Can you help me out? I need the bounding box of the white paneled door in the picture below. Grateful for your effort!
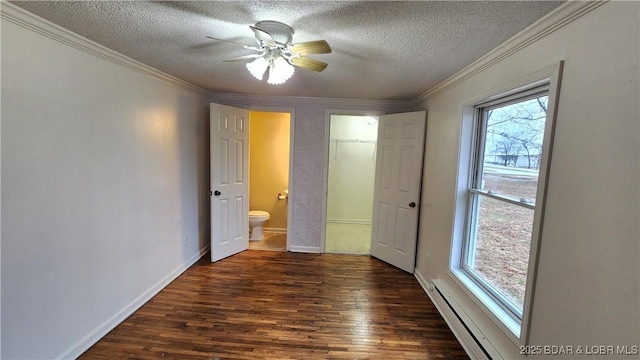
[370,111,427,273]
[210,103,250,262]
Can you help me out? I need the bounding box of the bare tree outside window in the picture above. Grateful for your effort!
[486,97,548,170]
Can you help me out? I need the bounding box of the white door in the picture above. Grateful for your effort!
[370,111,427,272]
[210,103,250,262]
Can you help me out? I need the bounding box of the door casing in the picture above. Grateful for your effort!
[247,106,295,251]
[321,109,384,253]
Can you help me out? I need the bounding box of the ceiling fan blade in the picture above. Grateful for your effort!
[290,40,332,55]
[205,36,261,51]
[250,26,277,47]
[290,56,328,72]
[205,36,250,47]
[223,54,264,62]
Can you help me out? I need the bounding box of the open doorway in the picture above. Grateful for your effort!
[247,110,292,252]
[324,114,380,254]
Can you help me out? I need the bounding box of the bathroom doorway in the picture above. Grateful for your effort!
[247,110,292,252]
[324,113,380,254]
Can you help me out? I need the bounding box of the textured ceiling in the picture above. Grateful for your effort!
[10,1,564,101]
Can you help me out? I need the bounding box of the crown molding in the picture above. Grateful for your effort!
[210,92,412,109]
[412,0,607,105]
[1,1,213,97]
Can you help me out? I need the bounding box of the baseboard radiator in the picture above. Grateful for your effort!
[424,278,503,360]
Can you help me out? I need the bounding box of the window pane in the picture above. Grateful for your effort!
[481,96,548,203]
[472,195,534,310]
[482,172,538,203]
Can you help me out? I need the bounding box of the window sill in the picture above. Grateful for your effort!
[449,268,523,345]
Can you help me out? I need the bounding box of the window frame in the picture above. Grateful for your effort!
[461,86,549,320]
[449,62,563,345]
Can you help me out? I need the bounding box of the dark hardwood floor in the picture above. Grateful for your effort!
[80,250,469,359]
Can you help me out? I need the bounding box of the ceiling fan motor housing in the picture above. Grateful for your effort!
[255,20,294,46]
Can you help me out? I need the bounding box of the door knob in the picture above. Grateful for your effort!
[213,190,221,196]
[409,202,416,208]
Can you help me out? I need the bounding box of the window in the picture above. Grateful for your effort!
[449,64,562,342]
[461,86,550,322]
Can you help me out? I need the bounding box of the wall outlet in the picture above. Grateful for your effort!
[183,235,188,247]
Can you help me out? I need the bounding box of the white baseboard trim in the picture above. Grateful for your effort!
[414,270,494,360]
[56,246,210,360]
[414,268,431,292]
[288,245,321,253]
[326,218,372,225]
[264,227,287,234]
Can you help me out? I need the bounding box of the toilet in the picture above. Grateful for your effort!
[249,210,270,241]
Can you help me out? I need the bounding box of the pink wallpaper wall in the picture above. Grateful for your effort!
[211,94,413,251]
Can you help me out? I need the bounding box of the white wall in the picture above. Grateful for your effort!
[327,115,378,222]
[5,1,637,359]
[414,2,639,359]
[211,95,412,252]
[1,7,211,359]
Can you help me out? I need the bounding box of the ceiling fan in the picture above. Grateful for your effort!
[206,20,331,85]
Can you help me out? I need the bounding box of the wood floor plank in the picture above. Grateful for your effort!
[80,251,469,359]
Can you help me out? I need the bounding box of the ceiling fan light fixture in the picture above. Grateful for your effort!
[214,20,329,85]
[246,57,269,80]
[267,57,295,85]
